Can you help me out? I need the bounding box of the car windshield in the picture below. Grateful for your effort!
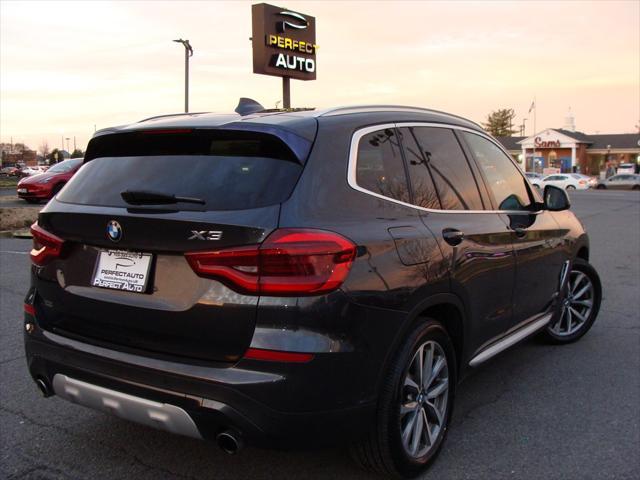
[47,158,82,173]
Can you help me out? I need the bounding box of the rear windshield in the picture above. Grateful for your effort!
[58,130,303,211]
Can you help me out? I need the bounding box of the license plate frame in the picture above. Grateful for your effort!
[92,249,153,293]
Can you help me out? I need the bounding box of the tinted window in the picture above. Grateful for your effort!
[411,127,483,210]
[397,127,440,209]
[356,128,410,203]
[462,132,533,211]
[58,131,302,211]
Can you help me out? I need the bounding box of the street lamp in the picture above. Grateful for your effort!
[173,39,194,113]
[65,138,70,155]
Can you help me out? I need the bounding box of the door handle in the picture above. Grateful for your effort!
[513,227,527,238]
[442,228,464,246]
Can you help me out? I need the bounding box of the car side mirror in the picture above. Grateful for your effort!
[543,185,571,211]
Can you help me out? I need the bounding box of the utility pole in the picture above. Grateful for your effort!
[73,136,76,152]
[65,138,70,155]
[173,39,194,113]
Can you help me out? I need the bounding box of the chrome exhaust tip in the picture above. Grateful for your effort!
[216,430,243,455]
[35,377,53,397]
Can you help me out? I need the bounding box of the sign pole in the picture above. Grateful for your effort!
[282,77,291,109]
[185,46,189,113]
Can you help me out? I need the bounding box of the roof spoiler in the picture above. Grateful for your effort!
[235,98,265,116]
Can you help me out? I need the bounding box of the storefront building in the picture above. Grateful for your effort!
[497,119,640,175]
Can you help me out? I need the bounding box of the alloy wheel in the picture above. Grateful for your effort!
[399,340,449,458]
[550,270,595,336]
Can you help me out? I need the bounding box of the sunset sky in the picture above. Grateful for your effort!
[1,0,638,153]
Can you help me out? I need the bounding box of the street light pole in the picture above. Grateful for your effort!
[173,39,194,113]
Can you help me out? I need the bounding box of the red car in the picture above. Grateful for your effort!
[16,158,83,203]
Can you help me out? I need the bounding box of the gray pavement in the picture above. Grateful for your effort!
[1,190,639,479]
[0,191,41,209]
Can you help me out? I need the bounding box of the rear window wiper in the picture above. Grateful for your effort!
[121,190,206,205]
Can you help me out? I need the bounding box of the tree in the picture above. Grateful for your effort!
[482,109,517,137]
[39,140,50,158]
[71,148,84,158]
[48,148,63,164]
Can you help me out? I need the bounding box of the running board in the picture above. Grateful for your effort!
[469,313,552,367]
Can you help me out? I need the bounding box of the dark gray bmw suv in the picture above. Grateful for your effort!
[24,104,601,478]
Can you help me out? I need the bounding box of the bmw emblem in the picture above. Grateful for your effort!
[107,220,122,242]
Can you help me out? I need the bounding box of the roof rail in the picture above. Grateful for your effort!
[318,105,483,129]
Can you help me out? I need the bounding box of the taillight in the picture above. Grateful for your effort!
[30,223,65,266]
[579,180,586,185]
[24,303,36,316]
[185,228,357,296]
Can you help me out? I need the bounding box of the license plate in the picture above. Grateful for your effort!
[17,188,27,193]
[92,250,153,293]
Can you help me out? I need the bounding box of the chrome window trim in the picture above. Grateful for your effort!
[347,122,543,215]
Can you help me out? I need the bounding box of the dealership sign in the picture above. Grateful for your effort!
[252,3,318,80]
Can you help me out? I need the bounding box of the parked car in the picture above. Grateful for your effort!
[524,172,544,184]
[0,166,19,176]
[616,163,636,175]
[16,158,83,203]
[570,173,597,188]
[19,166,46,177]
[596,173,640,190]
[24,104,601,478]
[532,173,590,190]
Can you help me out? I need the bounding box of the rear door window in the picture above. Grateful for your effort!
[397,127,440,210]
[355,128,411,203]
[410,127,484,210]
[58,130,303,211]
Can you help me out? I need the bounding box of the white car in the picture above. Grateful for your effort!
[20,166,46,177]
[531,173,590,190]
[616,163,636,175]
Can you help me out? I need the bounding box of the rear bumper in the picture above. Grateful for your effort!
[24,320,377,448]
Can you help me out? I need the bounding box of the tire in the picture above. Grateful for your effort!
[596,184,606,190]
[632,185,640,190]
[350,319,456,478]
[566,185,576,190]
[542,258,601,344]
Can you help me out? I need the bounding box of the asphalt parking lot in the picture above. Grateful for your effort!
[1,190,638,480]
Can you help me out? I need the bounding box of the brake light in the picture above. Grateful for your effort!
[140,129,193,135]
[579,180,586,185]
[30,223,65,266]
[185,228,357,296]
